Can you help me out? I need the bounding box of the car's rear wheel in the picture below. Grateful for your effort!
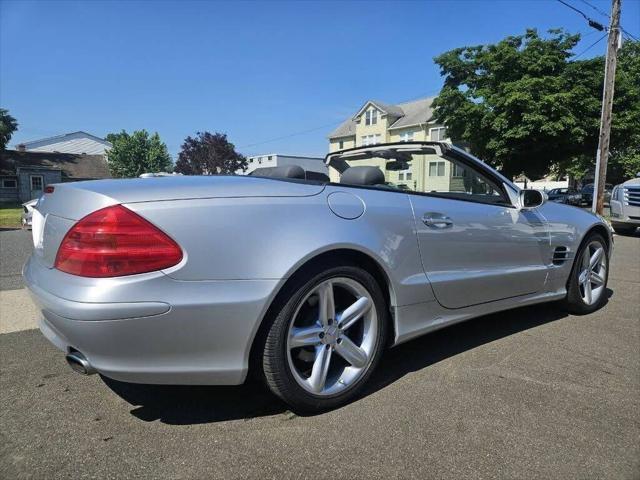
[262,265,388,412]
[563,233,609,314]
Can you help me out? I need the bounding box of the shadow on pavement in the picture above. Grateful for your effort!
[101,375,289,424]
[103,292,612,425]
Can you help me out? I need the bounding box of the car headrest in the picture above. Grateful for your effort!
[340,166,385,186]
[250,165,305,179]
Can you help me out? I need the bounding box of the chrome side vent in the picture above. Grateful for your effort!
[553,246,570,265]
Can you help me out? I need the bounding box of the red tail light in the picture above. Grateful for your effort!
[55,205,183,277]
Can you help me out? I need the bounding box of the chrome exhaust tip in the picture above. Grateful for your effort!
[65,350,97,375]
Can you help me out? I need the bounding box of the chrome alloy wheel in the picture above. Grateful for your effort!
[286,277,379,396]
[578,241,607,306]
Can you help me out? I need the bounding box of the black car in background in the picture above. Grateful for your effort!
[547,188,582,206]
[581,183,613,206]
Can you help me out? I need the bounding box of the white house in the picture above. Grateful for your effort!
[241,154,328,177]
[17,131,112,156]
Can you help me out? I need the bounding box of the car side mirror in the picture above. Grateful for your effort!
[520,189,545,209]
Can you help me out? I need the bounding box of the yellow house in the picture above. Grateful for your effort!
[327,97,450,186]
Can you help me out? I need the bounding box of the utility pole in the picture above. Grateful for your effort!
[592,0,622,215]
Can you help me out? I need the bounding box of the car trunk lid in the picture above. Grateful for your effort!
[31,175,325,268]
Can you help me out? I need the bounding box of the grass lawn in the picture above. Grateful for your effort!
[0,203,22,228]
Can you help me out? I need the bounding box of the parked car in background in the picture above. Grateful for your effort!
[581,183,613,206]
[610,176,640,235]
[23,141,612,412]
[547,188,582,206]
[21,199,38,229]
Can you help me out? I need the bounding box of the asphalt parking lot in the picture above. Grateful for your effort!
[0,229,639,479]
[0,228,31,291]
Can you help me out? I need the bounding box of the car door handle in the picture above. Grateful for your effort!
[422,212,453,229]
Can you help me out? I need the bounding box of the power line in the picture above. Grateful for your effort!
[579,0,639,41]
[578,28,601,39]
[561,0,639,42]
[556,0,606,30]
[621,28,639,42]
[577,0,610,19]
[237,120,344,149]
[573,32,608,59]
[238,91,440,151]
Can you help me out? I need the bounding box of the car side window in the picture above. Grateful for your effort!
[404,154,508,205]
[336,150,509,206]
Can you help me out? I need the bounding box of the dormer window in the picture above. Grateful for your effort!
[365,108,378,126]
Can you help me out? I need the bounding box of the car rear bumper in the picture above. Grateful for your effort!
[23,255,281,385]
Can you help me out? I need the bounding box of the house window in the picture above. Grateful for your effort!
[398,169,412,181]
[31,175,43,190]
[339,140,344,149]
[1,178,17,188]
[400,131,414,142]
[268,156,273,161]
[452,164,465,177]
[365,109,378,126]
[429,127,447,141]
[429,161,445,177]
[361,134,381,146]
[258,157,262,164]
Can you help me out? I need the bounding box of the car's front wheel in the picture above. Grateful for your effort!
[563,233,609,314]
[262,264,388,412]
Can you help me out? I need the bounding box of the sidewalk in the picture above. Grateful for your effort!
[0,288,39,334]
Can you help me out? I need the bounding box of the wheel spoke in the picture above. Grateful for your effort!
[308,345,332,393]
[582,247,591,272]
[589,247,604,270]
[591,271,605,287]
[337,297,371,330]
[317,282,335,328]
[578,269,589,285]
[584,278,593,304]
[289,326,323,349]
[335,336,368,368]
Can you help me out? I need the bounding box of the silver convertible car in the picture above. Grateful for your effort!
[24,142,612,412]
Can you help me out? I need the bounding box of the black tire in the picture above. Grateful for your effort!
[563,233,609,315]
[612,224,637,236]
[262,264,388,413]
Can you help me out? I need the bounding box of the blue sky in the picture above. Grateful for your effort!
[1,0,638,159]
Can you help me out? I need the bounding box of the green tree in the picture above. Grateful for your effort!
[432,30,640,181]
[174,131,247,175]
[106,130,172,178]
[0,108,18,151]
